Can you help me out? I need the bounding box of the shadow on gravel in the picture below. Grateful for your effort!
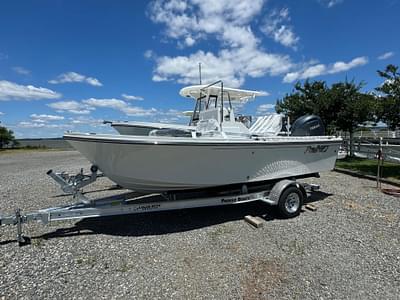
[0,239,17,246]
[305,190,332,204]
[37,202,277,240]
[29,191,331,242]
[52,185,125,198]
[0,191,331,246]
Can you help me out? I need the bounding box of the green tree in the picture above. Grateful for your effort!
[375,64,400,130]
[276,80,329,123]
[0,126,17,149]
[329,81,376,156]
[275,79,376,156]
[275,80,342,134]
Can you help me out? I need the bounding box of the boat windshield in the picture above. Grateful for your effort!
[190,96,206,125]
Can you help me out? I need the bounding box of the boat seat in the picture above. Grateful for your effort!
[249,114,282,136]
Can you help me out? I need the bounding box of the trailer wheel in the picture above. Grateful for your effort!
[277,186,303,218]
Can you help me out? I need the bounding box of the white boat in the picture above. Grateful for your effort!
[64,133,341,192]
[64,82,342,192]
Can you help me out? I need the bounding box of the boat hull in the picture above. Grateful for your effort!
[65,134,341,192]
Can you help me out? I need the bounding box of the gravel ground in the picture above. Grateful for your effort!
[0,150,399,299]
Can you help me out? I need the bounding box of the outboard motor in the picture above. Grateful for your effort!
[291,115,325,136]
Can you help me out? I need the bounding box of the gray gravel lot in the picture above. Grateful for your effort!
[0,150,399,299]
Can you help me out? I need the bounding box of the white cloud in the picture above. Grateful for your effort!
[154,108,196,121]
[49,72,103,87]
[328,57,368,73]
[12,66,31,75]
[378,51,394,60]
[149,0,265,48]
[302,64,327,77]
[17,121,72,129]
[0,111,4,116]
[148,0,294,87]
[17,121,46,128]
[0,80,61,101]
[152,74,168,82]
[282,72,300,83]
[83,98,157,116]
[319,0,344,8]
[184,36,196,46]
[68,116,104,126]
[144,50,155,59]
[261,8,299,49]
[155,108,192,124]
[256,103,275,115]
[47,100,93,114]
[30,114,65,122]
[153,48,292,87]
[121,93,144,101]
[283,56,368,83]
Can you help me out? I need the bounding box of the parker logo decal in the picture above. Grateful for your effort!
[305,145,329,153]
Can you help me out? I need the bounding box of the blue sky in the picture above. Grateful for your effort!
[0,0,399,138]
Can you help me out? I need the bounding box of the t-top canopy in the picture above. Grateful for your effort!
[179,85,267,101]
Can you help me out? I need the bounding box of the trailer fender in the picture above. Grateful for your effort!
[268,180,307,205]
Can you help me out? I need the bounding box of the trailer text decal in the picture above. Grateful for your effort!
[221,196,251,203]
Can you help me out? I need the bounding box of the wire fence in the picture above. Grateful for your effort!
[354,130,400,139]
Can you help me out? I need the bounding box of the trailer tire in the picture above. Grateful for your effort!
[277,186,303,218]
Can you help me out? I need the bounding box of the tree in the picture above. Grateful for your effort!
[329,81,376,156]
[0,126,17,149]
[276,80,338,132]
[375,64,400,130]
[275,79,376,156]
[276,80,329,121]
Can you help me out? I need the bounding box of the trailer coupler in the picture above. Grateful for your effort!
[1,166,104,246]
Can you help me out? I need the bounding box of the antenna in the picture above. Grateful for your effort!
[198,62,202,85]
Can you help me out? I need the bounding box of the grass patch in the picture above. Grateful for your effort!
[21,145,48,150]
[336,157,400,181]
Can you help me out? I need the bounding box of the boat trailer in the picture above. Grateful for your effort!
[0,166,319,246]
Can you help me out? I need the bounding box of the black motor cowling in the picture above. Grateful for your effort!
[291,115,325,136]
